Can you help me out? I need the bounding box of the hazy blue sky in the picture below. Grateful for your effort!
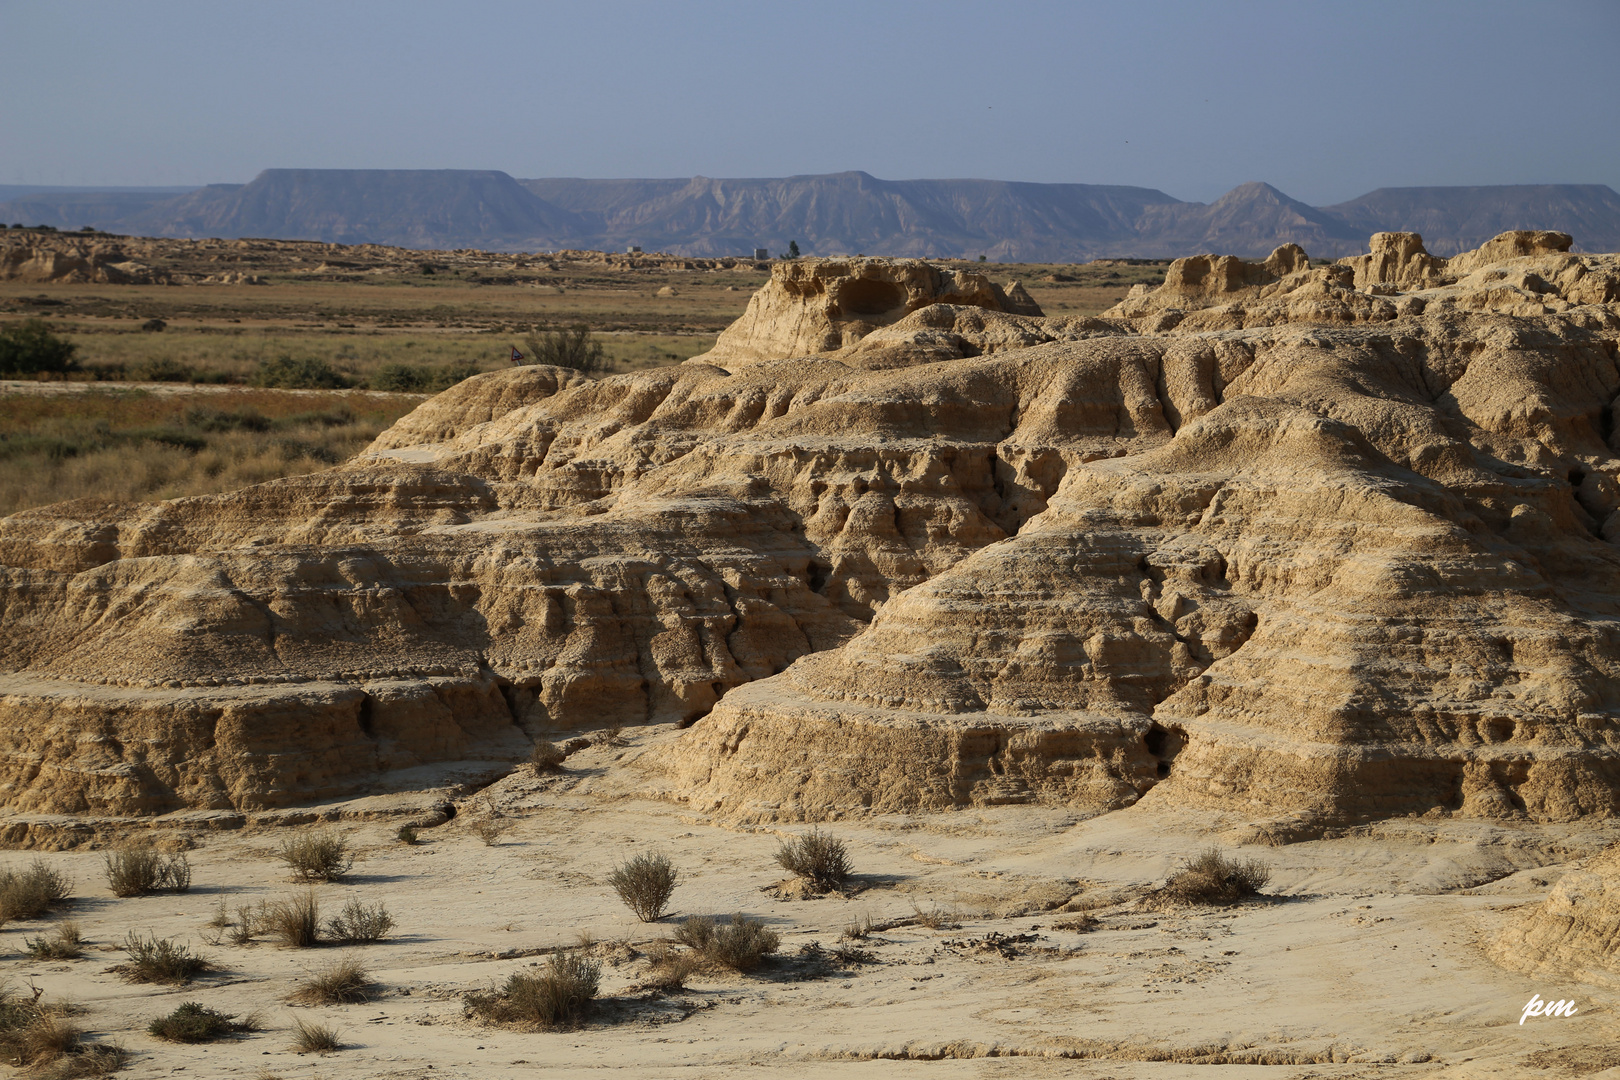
[5,0,1617,205]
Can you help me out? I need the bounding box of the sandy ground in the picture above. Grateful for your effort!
[3,730,1619,1080]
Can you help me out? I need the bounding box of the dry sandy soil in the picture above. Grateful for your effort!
[3,735,1618,1080]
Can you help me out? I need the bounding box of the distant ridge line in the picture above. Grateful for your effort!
[3,170,1617,259]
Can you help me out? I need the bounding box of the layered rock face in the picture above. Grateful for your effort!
[3,243,1620,828]
[1491,842,1620,986]
[705,257,1042,365]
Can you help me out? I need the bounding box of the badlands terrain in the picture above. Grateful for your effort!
[2,230,1620,1077]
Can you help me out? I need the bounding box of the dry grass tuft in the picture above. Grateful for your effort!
[25,922,83,960]
[912,901,960,930]
[470,818,508,846]
[276,831,354,883]
[116,933,210,984]
[0,986,79,1068]
[466,951,601,1029]
[1160,848,1270,906]
[609,852,679,922]
[841,912,873,941]
[640,941,699,991]
[104,847,191,897]
[262,891,321,948]
[0,860,73,922]
[290,1016,340,1054]
[395,825,419,845]
[324,897,394,945]
[774,829,851,892]
[672,914,780,972]
[288,956,372,1005]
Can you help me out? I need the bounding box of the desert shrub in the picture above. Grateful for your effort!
[251,354,352,389]
[841,912,873,941]
[325,897,393,944]
[183,407,272,433]
[911,901,959,930]
[523,324,608,374]
[262,891,321,948]
[104,847,191,897]
[641,941,698,991]
[229,904,260,946]
[117,933,209,984]
[468,951,600,1029]
[609,852,678,922]
[24,922,83,960]
[396,825,419,845]
[470,819,508,846]
[673,914,779,972]
[532,740,567,769]
[774,829,851,891]
[135,356,193,382]
[276,831,354,882]
[147,1001,253,1043]
[1052,913,1099,932]
[369,362,431,392]
[1161,848,1270,905]
[0,320,77,377]
[288,956,372,1005]
[291,1016,340,1053]
[0,860,73,921]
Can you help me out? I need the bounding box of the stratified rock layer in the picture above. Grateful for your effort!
[1490,842,1620,986]
[3,243,1620,825]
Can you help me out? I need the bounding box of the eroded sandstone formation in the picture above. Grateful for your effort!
[3,235,1620,830]
[1491,842,1620,985]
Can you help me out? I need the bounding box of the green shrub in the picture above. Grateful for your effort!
[117,933,209,984]
[251,354,352,389]
[0,320,77,377]
[774,829,851,891]
[0,860,73,921]
[609,852,678,922]
[325,897,394,944]
[104,847,191,897]
[396,824,420,845]
[276,830,354,882]
[522,325,607,374]
[147,1001,253,1043]
[24,921,83,960]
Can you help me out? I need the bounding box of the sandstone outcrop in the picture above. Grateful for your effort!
[701,257,1043,365]
[0,239,167,284]
[3,246,1620,830]
[1490,842,1620,986]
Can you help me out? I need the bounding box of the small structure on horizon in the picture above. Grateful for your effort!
[627,245,642,254]
[753,247,769,260]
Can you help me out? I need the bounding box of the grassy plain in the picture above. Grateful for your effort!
[0,248,1166,515]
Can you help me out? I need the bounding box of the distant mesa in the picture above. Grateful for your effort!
[2,170,1618,259]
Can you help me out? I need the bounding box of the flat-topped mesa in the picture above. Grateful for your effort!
[698,257,1043,365]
